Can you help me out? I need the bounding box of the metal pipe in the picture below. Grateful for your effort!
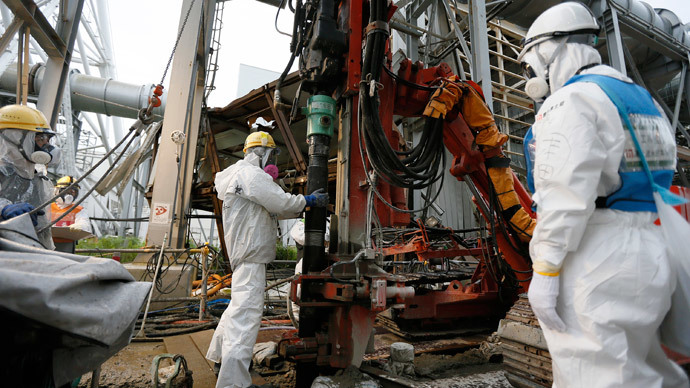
[302,95,336,274]
[152,297,200,303]
[0,63,167,120]
[76,247,205,254]
[136,233,167,338]
[199,249,208,321]
[672,62,686,130]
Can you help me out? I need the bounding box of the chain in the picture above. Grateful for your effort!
[159,0,198,86]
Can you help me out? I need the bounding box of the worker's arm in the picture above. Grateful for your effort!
[70,207,92,233]
[236,167,306,218]
[529,85,621,275]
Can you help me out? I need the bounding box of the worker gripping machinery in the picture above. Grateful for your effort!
[275,1,536,386]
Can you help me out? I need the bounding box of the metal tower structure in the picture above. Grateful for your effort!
[0,0,160,236]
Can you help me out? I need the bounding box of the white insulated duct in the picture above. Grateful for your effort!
[495,0,690,63]
[0,63,166,120]
[494,0,689,112]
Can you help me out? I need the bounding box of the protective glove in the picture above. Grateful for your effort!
[528,272,566,332]
[304,188,329,208]
[1,203,43,226]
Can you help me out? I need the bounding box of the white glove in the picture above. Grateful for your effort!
[528,272,566,332]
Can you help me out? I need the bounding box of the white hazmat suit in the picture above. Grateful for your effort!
[206,152,306,388]
[525,38,689,387]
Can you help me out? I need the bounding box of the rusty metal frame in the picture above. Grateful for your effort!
[203,118,230,272]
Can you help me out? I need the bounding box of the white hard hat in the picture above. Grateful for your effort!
[517,2,600,62]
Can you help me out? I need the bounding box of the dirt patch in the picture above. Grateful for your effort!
[78,342,166,388]
[257,366,296,388]
[414,339,502,378]
[312,366,379,388]
[416,370,514,388]
[365,332,485,361]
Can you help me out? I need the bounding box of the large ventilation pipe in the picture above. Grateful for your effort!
[493,0,689,119]
[0,63,166,120]
[494,0,689,74]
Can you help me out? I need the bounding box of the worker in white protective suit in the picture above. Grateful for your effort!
[519,3,689,387]
[51,175,92,253]
[0,104,59,250]
[206,131,328,388]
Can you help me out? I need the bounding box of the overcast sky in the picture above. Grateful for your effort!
[109,0,294,108]
[107,0,690,109]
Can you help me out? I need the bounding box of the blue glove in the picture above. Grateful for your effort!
[304,188,329,208]
[1,203,43,226]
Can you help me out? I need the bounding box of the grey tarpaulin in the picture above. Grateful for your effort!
[0,215,151,386]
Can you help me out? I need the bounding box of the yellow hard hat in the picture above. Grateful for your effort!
[0,104,54,134]
[243,131,276,153]
[56,175,79,190]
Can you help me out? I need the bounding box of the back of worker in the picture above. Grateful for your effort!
[206,131,327,388]
[519,3,689,387]
[215,152,305,269]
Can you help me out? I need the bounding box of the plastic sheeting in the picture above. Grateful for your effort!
[0,128,55,249]
[0,215,150,386]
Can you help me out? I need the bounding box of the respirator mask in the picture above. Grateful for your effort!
[56,194,74,206]
[55,186,78,206]
[32,142,61,165]
[4,131,62,166]
[248,146,281,179]
[522,62,550,103]
[521,37,568,102]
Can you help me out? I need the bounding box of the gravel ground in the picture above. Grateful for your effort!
[77,342,167,388]
[415,371,515,388]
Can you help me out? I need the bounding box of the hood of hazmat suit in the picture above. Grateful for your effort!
[0,128,54,249]
[527,39,689,387]
[0,215,150,387]
[207,152,306,388]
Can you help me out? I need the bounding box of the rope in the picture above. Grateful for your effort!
[38,129,143,233]
[28,125,141,217]
[71,92,164,119]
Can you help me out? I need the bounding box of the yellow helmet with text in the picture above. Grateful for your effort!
[0,104,55,135]
[243,131,277,153]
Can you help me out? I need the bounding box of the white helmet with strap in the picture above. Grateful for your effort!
[518,2,600,62]
[518,2,600,101]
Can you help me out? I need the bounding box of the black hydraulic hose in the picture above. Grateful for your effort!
[356,0,447,210]
[383,66,437,92]
[356,95,446,214]
[364,96,442,184]
[359,0,444,187]
[275,0,303,96]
